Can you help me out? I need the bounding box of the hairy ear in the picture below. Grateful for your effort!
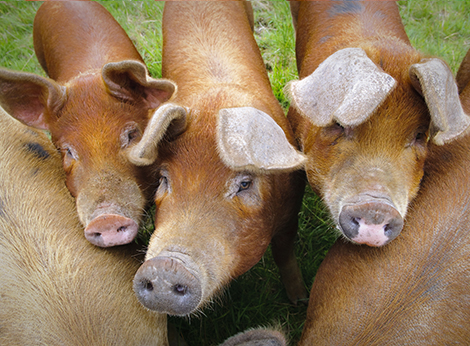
[219,328,287,346]
[217,107,306,173]
[127,103,187,166]
[410,58,470,145]
[287,47,396,127]
[0,68,66,130]
[102,60,176,109]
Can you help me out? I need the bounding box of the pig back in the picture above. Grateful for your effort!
[161,1,293,138]
[0,108,167,345]
[33,1,144,82]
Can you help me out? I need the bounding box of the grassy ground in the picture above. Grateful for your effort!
[0,1,469,345]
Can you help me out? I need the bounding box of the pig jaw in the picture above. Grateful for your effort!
[75,171,146,247]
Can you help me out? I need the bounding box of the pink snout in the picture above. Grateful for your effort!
[338,201,403,247]
[84,214,139,247]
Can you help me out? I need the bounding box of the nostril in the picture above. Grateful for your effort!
[352,217,360,227]
[144,280,154,292]
[93,233,101,238]
[117,226,127,232]
[384,224,392,236]
[173,284,187,296]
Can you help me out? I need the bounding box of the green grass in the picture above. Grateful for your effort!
[0,1,468,345]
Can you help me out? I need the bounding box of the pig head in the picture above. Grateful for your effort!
[287,2,470,247]
[0,62,175,247]
[128,97,306,316]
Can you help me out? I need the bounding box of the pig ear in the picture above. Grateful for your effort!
[217,107,306,173]
[127,103,187,166]
[0,68,67,130]
[102,60,176,109]
[410,58,470,145]
[287,47,396,127]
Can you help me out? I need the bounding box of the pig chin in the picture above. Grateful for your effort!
[75,178,145,248]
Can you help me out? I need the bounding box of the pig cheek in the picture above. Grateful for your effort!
[231,202,275,276]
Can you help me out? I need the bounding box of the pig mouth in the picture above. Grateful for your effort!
[133,251,204,316]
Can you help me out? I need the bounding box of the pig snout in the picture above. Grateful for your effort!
[84,214,138,247]
[76,173,146,247]
[133,254,202,316]
[339,201,404,247]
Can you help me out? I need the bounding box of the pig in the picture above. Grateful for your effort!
[128,1,308,316]
[286,1,470,246]
[220,328,287,346]
[0,1,176,247]
[296,48,470,346]
[0,105,169,345]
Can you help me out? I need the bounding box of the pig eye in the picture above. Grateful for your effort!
[60,145,78,172]
[414,131,427,145]
[407,128,428,148]
[121,122,141,148]
[321,122,344,145]
[158,176,168,189]
[238,180,252,192]
[156,174,170,198]
[60,145,78,161]
[127,129,139,142]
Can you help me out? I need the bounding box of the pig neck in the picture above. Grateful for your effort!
[296,1,420,79]
[34,2,143,83]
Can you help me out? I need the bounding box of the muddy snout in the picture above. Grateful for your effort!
[133,253,202,316]
[84,213,138,247]
[339,200,404,247]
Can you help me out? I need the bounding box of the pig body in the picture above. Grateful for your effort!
[0,1,176,247]
[287,1,469,246]
[297,52,470,345]
[130,1,307,316]
[0,106,168,345]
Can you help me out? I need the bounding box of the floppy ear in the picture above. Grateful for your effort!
[287,47,396,127]
[102,60,176,109]
[0,68,67,130]
[217,107,306,173]
[127,103,187,166]
[410,58,470,145]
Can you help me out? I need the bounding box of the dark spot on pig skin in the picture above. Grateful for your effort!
[25,142,50,161]
[328,1,364,17]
